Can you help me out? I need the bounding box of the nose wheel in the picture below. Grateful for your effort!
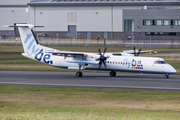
[164,75,169,79]
[110,71,116,77]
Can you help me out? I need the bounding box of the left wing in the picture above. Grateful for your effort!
[49,51,100,65]
[48,51,89,58]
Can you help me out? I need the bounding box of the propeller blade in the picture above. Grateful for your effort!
[133,47,136,56]
[103,61,106,68]
[103,47,107,56]
[99,61,102,69]
[98,48,102,56]
[137,48,142,56]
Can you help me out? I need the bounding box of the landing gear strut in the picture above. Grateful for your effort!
[110,71,116,77]
[76,65,83,77]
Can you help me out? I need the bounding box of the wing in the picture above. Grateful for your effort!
[123,50,157,55]
[48,51,87,57]
[49,51,100,65]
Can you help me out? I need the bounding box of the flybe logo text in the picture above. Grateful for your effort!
[35,49,53,64]
[25,33,39,57]
[24,33,53,64]
[132,59,143,69]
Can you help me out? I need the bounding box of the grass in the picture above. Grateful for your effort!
[0,54,25,60]
[0,45,23,53]
[0,86,180,119]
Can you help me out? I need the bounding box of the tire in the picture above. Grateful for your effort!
[76,72,83,77]
[164,75,169,79]
[110,71,116,77]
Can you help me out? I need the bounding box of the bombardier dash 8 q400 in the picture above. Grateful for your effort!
[6,24,176,78]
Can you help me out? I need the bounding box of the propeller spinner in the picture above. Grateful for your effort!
[96,47,109,69]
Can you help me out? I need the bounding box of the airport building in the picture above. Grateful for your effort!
[1,0,180,40]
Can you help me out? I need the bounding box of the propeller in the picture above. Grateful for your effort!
[133,47,142,56]
[96,47,109,69]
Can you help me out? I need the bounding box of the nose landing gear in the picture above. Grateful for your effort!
[164,74,169,79]
[110,71,116,77]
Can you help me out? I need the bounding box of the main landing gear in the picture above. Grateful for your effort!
[76,65,83,77]
[76,72,83,77]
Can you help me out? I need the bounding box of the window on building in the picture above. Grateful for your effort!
[164,20,170,25]
[143,20,152,25]
[144,19,180,26]
[174,20,180,25]
[156,20,162,25]
[176,20,179,25]
[145,32,178,36]
[124,20,134,32]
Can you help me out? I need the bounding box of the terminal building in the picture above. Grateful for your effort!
[1,0,180,40]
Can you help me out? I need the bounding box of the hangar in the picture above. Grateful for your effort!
[1,0,180,40]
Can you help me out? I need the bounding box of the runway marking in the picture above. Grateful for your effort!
[0,82,180,90]
[96,77,180,82]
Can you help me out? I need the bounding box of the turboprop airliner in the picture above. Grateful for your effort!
[7,24,176,78]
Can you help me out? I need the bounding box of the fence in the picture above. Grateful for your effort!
[1,37,180,48]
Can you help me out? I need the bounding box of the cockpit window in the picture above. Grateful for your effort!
[154,60,167,64]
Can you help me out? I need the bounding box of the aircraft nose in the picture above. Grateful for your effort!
[172,68,177,73]
[169,65,176,74]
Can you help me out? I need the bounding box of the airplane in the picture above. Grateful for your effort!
[6,24,176,78]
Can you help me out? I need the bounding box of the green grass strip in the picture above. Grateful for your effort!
[0,86,180,119]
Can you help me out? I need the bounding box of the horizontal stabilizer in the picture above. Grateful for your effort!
[3,24,44,29]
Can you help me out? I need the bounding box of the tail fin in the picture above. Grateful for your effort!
[11,24,43,57]
[16,24,39,54]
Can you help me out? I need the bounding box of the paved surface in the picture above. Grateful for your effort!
[0,71,180,91]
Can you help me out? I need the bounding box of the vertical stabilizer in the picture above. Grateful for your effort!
[16,24,40,57]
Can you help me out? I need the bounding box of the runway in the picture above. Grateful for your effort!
[0,71,180,91]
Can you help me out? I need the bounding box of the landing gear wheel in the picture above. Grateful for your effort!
[76,72,83,77]
[164,75,169,79]
[110,71,116,77]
